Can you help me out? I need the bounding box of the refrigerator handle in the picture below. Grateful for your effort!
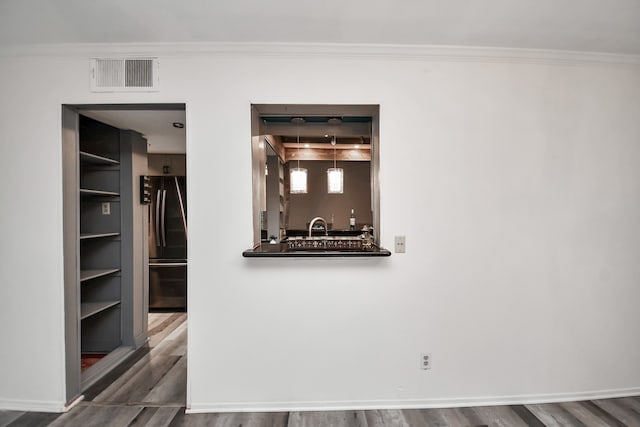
[155,189,162,247]
[175,176,188,240]
[161,189,167,247]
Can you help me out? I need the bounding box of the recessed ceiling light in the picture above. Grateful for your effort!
[354,144,360,149]
[172,122,184,129]
[304,143,310,148]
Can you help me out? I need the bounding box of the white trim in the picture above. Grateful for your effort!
[186,387,640,414]
[0,42,639,65]
[0,398,67,413]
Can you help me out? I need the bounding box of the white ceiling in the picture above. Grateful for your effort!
[6,1,637,155]
[81,110,186,154]
[1,0,639,55]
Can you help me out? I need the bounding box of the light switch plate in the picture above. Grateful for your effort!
[395,236,406,253]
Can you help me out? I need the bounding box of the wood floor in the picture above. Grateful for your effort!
[2,313,640,426]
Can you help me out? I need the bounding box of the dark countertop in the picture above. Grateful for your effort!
[286,229,364,237]
[242,243,392,257]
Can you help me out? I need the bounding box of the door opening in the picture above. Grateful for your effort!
[62,103,188,404]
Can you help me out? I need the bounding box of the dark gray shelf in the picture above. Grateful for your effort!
[80,268,120,282]
[80,151,120,166]
[80,301,120,320]
[80,188,120,197]
[80,232,120,240]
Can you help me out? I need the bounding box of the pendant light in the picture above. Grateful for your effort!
[327,134,343,194]
[290,117,307,194]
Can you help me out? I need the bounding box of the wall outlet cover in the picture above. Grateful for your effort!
[420,353,431,370]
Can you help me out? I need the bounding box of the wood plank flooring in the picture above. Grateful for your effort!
[3,312,640,426]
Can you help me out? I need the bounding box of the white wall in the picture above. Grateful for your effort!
[1,45,639,412]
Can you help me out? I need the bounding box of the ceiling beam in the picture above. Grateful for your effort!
[261,122,371,138]
[253,104,379,116]
[286,148,370,162]
[283,142,369,150]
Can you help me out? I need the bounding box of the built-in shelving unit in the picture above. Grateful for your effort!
[78,117,124,371]
[63,107,153,402]
[265,153,285,240]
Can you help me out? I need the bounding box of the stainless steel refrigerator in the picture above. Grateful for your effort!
[148,176,187,311]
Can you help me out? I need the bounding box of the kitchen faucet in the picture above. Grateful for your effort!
[308,217,328,237]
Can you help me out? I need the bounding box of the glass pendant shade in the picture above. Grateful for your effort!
[327,167,344,194]
[290,167,308,194]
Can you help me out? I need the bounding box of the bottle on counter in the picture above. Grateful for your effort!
[349,208,356,230]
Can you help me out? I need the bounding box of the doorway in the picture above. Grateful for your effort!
[62,103,188,405]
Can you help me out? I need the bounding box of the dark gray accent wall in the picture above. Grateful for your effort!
[285,160,372,231]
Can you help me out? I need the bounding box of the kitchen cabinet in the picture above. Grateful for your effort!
[147,153,186,176]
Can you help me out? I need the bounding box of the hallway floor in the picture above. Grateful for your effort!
[2,313,640,426]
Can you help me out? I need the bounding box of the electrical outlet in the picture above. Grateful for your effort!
[395,236,406,253]
[101,202,111,215]
[420,353,432,370]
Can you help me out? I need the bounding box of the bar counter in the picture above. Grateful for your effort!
[242,243,392,257]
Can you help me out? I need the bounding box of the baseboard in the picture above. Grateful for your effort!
[0,398,67,413]
[186,387,640,414]
[81,346,135,391]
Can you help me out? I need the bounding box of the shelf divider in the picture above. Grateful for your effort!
[80,232,120,240]
[80,301,120,320]
[80,189,120,197]
[80,151,120,166]
[80,268,120,282]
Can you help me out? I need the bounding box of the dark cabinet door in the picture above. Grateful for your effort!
[149,263,187,310]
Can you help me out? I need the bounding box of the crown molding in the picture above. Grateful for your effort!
[1,42,639,65]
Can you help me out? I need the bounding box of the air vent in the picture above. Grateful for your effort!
[90,58,159,92]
